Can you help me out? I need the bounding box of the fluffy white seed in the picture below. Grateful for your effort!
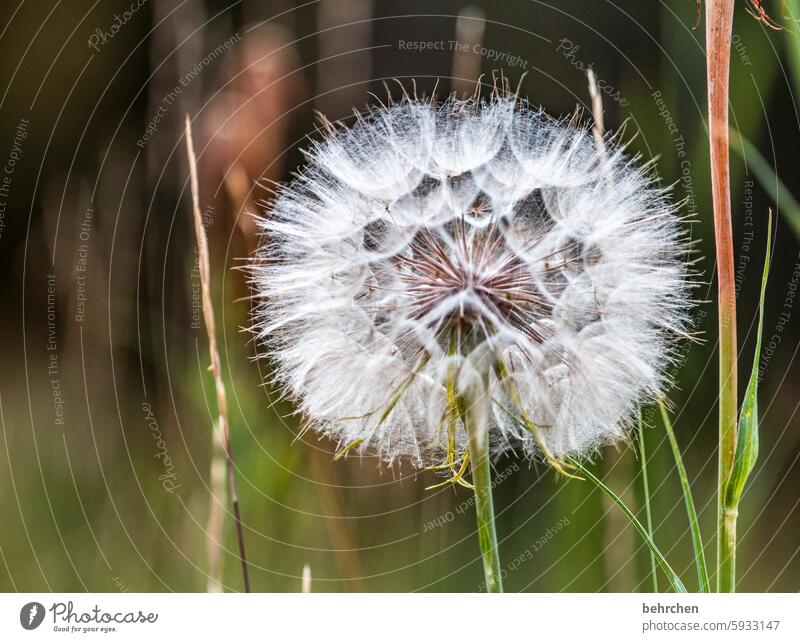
[251,94,692,469]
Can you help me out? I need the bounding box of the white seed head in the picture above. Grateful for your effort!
[251,94,693,470]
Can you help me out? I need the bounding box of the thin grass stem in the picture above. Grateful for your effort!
[658,401,711,592]
[568,458,687,593]
[729,131,800,240]
[185,115,251,593]
[637,411,659,592]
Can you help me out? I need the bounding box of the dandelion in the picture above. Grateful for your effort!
[251,87,693,591]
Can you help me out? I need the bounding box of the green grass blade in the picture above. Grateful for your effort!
[725,211,772,508]
[637,410,659,592]
[784,1,800,99]
[567,457,688,593]
[658,401,711,593]
[730,132,800,240]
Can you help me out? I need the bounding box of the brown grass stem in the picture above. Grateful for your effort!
[705,0,738,593]
[185,115,251,593]
[451,6,486,96]
[308,450,365,590]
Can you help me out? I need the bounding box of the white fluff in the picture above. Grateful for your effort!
[251,94,692,469]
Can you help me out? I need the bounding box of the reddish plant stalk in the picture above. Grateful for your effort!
[705,0,738,592]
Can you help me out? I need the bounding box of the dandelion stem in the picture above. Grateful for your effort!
[468,429,502,593]
[705,0,738,593]
[463,357,503,593]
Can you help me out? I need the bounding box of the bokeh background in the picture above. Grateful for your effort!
[0,0,798,592]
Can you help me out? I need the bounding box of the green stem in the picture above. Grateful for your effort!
[568,458,687,593]
[785,0,800,101]
[637,412,658,592]
[659,402,711,593]
[705,0,738,593]
[718,505,737,592]
[463,366,503,593]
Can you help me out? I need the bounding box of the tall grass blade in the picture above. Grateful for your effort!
[637,411,659,592]
[658,401,710,592]
[784,1,800,96]
[567,458,688,593]
[725,211,772,509]
[730,132,800,240]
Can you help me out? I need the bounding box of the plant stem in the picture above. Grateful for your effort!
[568,458,687,593]
[185,116,251,593]
[659,402,710,592]
[705,0,738,593]
[469,437,502,593]
[463,362,503,593]
[637,411,658,592]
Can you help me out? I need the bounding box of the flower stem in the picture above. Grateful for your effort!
[463,363,503,593]
[468,428,503,592]
[705,0,738,593]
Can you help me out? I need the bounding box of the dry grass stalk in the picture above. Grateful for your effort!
[185,115,251,593]
[224,163,259,252]
[587,69,606,152]
[308,450,365,590]
[451,6,486,96]
[206,438,227,593]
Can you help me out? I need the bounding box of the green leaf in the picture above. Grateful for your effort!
[730,132,800,241]
[725,211,772,508]
[567,457,688,593]
[658,401,710,592]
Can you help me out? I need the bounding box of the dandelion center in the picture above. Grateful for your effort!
[396,219,554,345]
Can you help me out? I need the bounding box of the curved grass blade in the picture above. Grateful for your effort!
[637,410,658,592]
[730,132,800,240]
[567,457,688,593]
[783,1,800,116]
[725,210,772,508]
[658,401,711,592]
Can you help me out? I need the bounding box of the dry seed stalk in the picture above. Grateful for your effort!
[185,115,251,593]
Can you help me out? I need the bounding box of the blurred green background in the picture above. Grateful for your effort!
[0,0,798,592]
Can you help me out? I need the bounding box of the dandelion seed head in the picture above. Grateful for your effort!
[251,93,693,469]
